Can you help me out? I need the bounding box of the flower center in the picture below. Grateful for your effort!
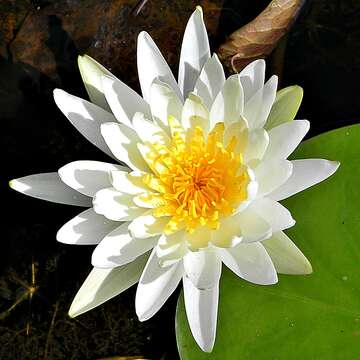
[140,118,250,234]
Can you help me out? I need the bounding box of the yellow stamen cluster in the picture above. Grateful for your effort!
[140,117,249,234]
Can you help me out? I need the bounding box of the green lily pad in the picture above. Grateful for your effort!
[176,124,360,360]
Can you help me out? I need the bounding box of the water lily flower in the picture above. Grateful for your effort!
[9,7,339,352]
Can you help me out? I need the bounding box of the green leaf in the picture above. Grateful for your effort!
[176,124,360,359]
[78,54,114,111]
[69,252,149,318]
[265,85,303,130]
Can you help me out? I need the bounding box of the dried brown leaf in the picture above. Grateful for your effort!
[217,0,306,73]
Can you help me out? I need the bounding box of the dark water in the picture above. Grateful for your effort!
[1,0,360,359]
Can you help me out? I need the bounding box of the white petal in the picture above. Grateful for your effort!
[262,231,312,274]
[9,173,91,207]
[183,273,218,352]
[249,198,295,232]
[244,128,269,163]
[128,211,169,239]
[102,75,151,127]
[269,159,340,201]
[209,75,244,128]
[78,55,114,111]
[57,208,119,245]
[53,89,115,158]
[254,159,293,196]
[58,161,128,197]
[183,249,221,289]
[213,195,269,247]
[92,222,158,268]
[223,118,249,154]
[194,54,226,109]
[132,192,160,208]
[149,79,183,130]
[93,187,145,221]
[156,232,188,267]
[235,210,272,243]
[239,59,265,103]
[211,215,243,248]
[137,31,182,102]
[178,6,210,98]
[101,122,150,172]
[244,75,278,130]
[220,242,278,285]
[111,170,147,194]
[265,120,310,160]
[69,252,149,318]
[182,92,210,134]
[136,249,183,321]
[255,75,278,129]
[185,226,213,250]
[132,112,170,146]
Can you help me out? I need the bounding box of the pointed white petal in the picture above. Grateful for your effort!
[249,198,295,232]
[91,222,158,268]
[244,75,278,130]
[101,122,150,172]
[255,75,278,129]
[220,242,278,285]
[136,249,183,321]
[183,249,221,290]
[185,226,213,250]
[211,215,243,248]
[69,252,149,318]
[209,75,244,128]
[178,6,210,98]
[9,173,91,207]
[150,79,183,130]
[128,211,169,239]
[269,159,340,201]
[53,89,115,158]
[57,208,119,245]
[244,128,269,163]
[182,92,210,134]
[156,232,188,267]
[132,192,159,208]
[110,170,147,194]
[58,160,128,197]
[194,54,225,109]
[223,118,249,154]
[265,120,310,160]
[102,75,151,127]
[262,231,312,274]
[235,210,272,243]
[78,55,114,111]
[93,187,146,221]
[183,274,218,352]
[239,59,265,103]
[137,31,182,102]
[132,112,170,145]
[254,159,293,196]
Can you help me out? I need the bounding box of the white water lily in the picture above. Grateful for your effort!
[9,7,339,352]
